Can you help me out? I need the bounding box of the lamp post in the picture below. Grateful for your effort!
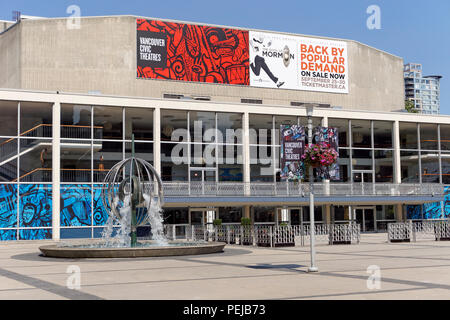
[306,104,318,272]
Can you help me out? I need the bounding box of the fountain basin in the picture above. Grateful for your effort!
[39,241,226,258]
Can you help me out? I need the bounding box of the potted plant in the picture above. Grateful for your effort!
[238,217,252,245]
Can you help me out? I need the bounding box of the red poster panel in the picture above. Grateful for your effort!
[137,19,249,85]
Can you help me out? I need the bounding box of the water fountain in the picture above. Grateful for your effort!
[39,137,225,258]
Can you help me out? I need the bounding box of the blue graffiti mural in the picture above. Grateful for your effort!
[0,184,17,228]
[18,184,52,240]
[444,186,450,219]
[19,184,52,228]
[60,185,92,226]
[93,185,108,226]
[0,229,17,241]
[19,229,51,240]
[407,186,450,219]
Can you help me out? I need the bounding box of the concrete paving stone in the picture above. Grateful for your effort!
[1,234,450,299]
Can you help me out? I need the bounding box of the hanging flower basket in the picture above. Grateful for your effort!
[302,142,338,169]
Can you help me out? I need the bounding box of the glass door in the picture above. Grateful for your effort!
[189,209,206,225]
[189,208,217,228]
[354,207,376,232]
[290,208,302,225]
[353,170,373,183]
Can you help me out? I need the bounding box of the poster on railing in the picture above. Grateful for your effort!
[313,126,340,180]
[280,125,305,180]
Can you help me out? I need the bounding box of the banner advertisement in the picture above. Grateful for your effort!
[136,19,349,94]
[249,31,298,90]
[136,19,250,85]
[313,126,340,180]
[280,125,306,180]
[298,37,348,93]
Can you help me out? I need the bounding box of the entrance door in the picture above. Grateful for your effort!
[354,207,376,232]
[290,208,302,225]
[353,171,373,183]
[189,208,217,229]
[190,167,217,195]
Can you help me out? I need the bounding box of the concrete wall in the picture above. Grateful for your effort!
[2,16,404,112]
[0,22,21,89]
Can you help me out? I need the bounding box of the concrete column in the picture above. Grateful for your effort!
[395,204,403,222]
[244,205,251,219]
[393,120,401,184]
[243,112,250,196]
[325,205,331,224]
[52,101,61,241]
[153,107,161,176]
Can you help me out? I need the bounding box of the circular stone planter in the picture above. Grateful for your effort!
[39,242,226,259]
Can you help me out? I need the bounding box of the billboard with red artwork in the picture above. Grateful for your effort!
[136,19,250,85]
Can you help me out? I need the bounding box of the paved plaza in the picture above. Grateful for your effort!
[1,234,450,300]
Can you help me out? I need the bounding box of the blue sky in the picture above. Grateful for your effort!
[1,0,449,114]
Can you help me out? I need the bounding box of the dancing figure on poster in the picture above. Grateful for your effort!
[250,37,285,88]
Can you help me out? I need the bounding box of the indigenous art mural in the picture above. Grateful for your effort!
[19,184,52,240]
[137,19,250,85]
[60,184,92,227]
[0,184,111,240]
[406,186,450,219]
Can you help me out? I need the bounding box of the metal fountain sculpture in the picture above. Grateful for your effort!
[101,135,164,247]
[39,134,225,258]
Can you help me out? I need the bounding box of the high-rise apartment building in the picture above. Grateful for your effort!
[404,63,442,114]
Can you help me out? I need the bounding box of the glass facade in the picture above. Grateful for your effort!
[0,101,53,240]
[1,96,450,241]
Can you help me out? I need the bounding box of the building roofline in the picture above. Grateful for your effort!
[13,14,403,60]
[424,75,443,79]
[0,87,448,121]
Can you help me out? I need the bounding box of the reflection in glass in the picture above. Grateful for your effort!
[400,122,418,149]
[421,151,440,183]
[441,154,450,184]
[0,101,18,136]
[20,102,52,137]
[420,123,438,150]
[94,106,123,140]
[328,118,348,147]
[125,108,153,140]
[19,139,52,182]
[161,110,187,141]
[60,139,91,182]
[217,113,242,143]
[189,111,215,143]
[352,149,372,171]
[401,151,419,183]
[375,150,393,182]
[351,120,371,148]
[373,121,393,148]
[61,104,92,139]
[441,125,450,151]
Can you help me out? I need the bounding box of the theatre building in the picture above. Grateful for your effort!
[0,15,448,240]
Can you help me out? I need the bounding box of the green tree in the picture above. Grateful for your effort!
[405,100,419,113]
